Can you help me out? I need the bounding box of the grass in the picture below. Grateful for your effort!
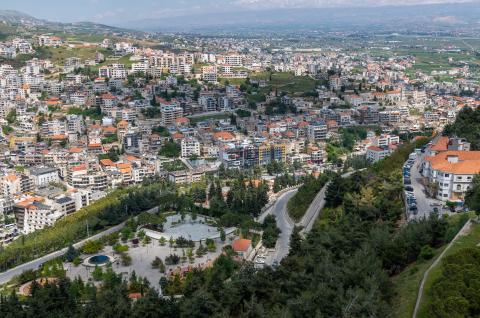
[417,218,480,318]
[189,113,231,124]
[251,72,318,95]
[162,160,187,172]
[391,245,446,318]
[35,47,112,65]
[392,213,473,318]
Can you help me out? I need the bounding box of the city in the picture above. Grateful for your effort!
[0,1,479,317]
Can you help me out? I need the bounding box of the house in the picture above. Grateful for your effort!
[366,145,391,163]
[231,238,252,259]
[422,150,480,202]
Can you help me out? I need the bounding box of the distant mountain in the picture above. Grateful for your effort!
[0,10,138,37]
[116,2,480,33]
[0,10,44,25]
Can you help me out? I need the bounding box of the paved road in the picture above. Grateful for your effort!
[300,169,361,234]
[410,153,436,220]
[0,206,159,285]
[300,183,328,233]
[268,189,298,264]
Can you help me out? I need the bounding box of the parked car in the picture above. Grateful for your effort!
[405,186,414,192]
[404,179,411,185]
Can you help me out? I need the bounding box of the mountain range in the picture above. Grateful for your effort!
[0,10,135,37]
[1,2,480,35]
[115,2,480,33]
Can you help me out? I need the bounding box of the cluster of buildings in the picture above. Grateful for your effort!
[0,33,478,244]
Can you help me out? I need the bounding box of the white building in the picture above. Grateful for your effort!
[181,138,201,158]
[28,167,59,187]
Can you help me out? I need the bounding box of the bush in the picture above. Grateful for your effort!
[82,240,103,254]
[113,243,129,253]
[419,245,435,260]
[165,254,180,265]
[92,266,103,281]
[121,253,132,266]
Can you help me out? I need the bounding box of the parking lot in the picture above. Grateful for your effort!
[403,147,444,221]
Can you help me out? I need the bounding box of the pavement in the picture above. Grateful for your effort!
[409,153,438,220]
[264,170,363,265]
[66,236,226,293]
[265,189,298,265]
[299,169,361,233]
[0,206,159,285]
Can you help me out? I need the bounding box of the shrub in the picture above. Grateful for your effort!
[82,240,103,254]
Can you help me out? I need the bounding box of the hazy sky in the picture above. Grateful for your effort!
[2,0,478,24]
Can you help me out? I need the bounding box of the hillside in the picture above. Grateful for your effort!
[0,10,138,39]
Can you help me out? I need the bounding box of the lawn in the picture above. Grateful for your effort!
[416,218,480,318]
[189,113,231,124]
[251,72,318,95]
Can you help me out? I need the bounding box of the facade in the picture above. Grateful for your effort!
[307,121,328,141]
[160,103,183,127]
[366,145,391,162]
[422,150,480,201]
[181,138,201,158]
[28,167,59,187]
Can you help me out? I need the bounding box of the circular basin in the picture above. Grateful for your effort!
[83,254,114,267]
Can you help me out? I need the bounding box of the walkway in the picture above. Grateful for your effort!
[412,219,472,318]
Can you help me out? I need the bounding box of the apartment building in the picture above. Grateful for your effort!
[181,138,201,158]
[307,121,328,141]
[422,137,479,202]
[160,103,183,127]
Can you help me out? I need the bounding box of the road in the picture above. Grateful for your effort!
[300,183,328,233]
[410,153,437,220]
[267,189,298,264]
[0,206,159,285]
[264,170,362,265]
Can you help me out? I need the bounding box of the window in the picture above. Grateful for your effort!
[444,174,450,177]
[443,194,448,197]
[457,185,461,191]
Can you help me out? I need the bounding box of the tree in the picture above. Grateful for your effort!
[91,266,103,281]
[220,228,226,242]
[64,244,78,262]
[159,140,181,158]
[466,174,480,216]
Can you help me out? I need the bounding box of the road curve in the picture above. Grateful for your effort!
[269,189,298,264]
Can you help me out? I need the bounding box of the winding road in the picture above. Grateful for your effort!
[266,169,362,264]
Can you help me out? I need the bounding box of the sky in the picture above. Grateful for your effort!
[1,0,478,25]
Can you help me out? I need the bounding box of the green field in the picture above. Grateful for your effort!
[35,46,113,65]
[251,71,318,95]
[189,113,231,124]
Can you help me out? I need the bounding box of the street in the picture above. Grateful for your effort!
[266,189,297,265]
